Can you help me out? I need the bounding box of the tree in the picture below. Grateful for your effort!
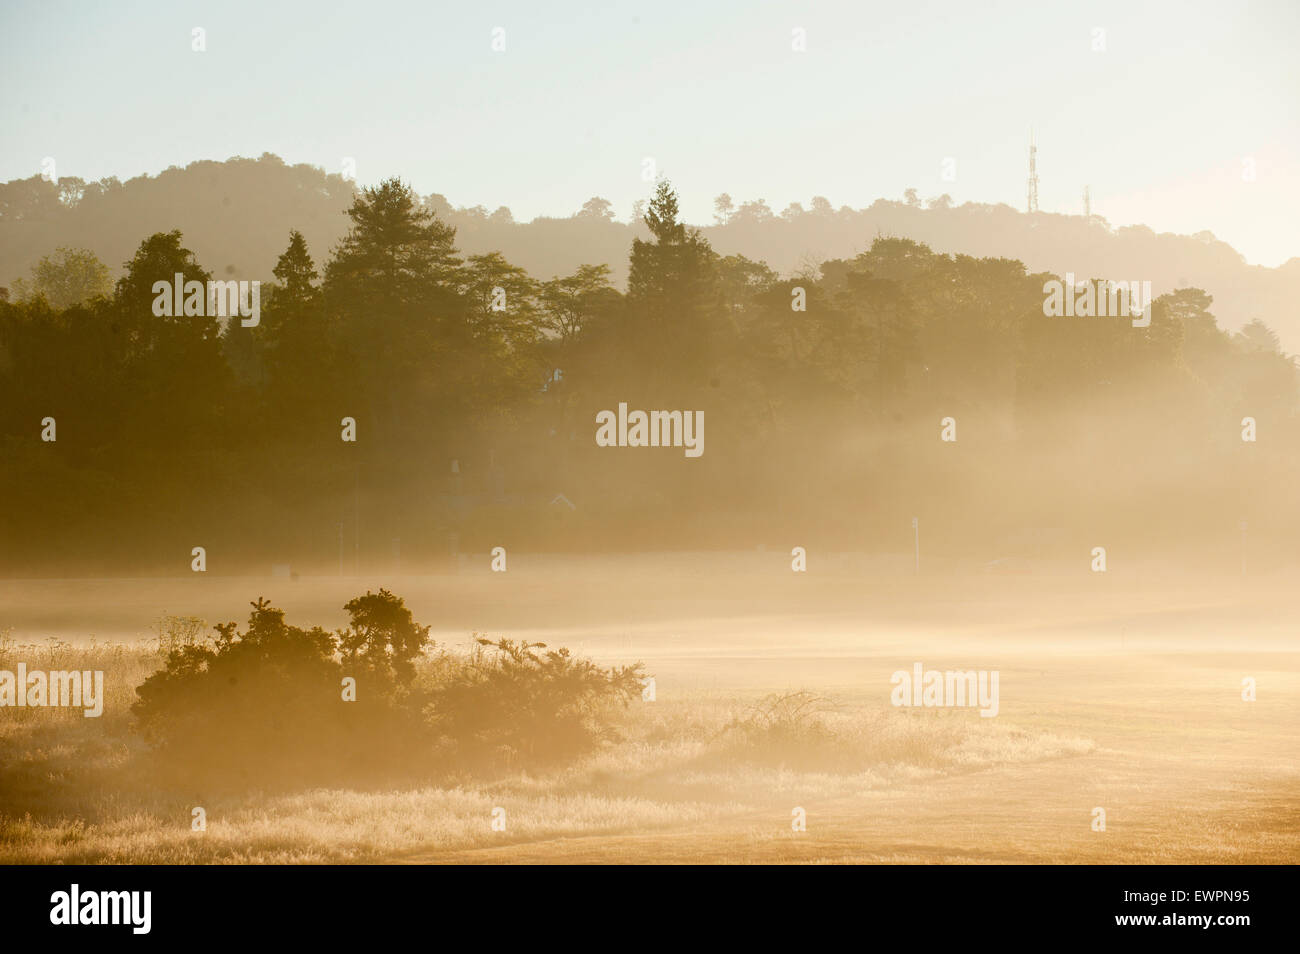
[10,247,111,309]
[713,193,734,226]
[577,197,615,221]
[539,263,617,344]
[1230,319,1296,415]
[272,230,318,305]
[0,174,60,222]
[325,178,460,304]
[734,199,774,223]
[111,230,230,447]
[716,254,776,315]
[462,251,540,351]
[642,180,686,244]
[425,192,454,219]
[261,230,327,412]
[627,180,721,390]
[1234,318,1281,354]
[324,178,465,437]
[114,229,212,320]
[57,177,87,207]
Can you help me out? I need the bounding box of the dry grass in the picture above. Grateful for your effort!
[0,631,1107,863]
[3,590,1297,865]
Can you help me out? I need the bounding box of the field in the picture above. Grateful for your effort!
[1,552,1297,864]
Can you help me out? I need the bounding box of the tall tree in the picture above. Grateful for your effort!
[458,252,543,406]
[713,193,734,226]
[627,181,721,392]
[324,179,464,438]
[110,230,231,452]
[260,230,329,416]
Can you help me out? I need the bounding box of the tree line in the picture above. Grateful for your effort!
[1,178,1296,574]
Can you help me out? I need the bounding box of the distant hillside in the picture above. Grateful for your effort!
[3,153,1296,349]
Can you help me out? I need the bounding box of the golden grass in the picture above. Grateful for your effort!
[0,634,1111,863]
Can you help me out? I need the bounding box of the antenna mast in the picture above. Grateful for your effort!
[1027,129,1039,214]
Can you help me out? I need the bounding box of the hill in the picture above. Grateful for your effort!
[2,154,1295,349]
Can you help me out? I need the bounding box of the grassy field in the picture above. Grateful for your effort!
[1,556,1297,864]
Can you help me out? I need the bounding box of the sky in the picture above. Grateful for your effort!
[2,0,1297,265]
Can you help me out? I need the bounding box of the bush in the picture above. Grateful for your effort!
[132,590,431,786]
[337,589,431,687]
[715,691,842,770]
[131,592,644,785]
[424,637,645,768]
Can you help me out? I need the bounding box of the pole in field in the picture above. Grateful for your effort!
[1240,519,1247,576]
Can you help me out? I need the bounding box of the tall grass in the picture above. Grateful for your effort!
[0,628,1095,863]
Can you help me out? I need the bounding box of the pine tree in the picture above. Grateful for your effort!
[627,181,720,393]
[273,230,318,306]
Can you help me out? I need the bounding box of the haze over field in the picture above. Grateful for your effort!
[2,560,1297,864]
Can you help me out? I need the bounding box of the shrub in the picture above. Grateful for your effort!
[131,592,642,785]
[337,588,431,686]
[424,637,645,768]
[714,691,842,769]
[132,592,432,786]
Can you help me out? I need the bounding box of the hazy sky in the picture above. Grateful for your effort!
[2,0,1297,265]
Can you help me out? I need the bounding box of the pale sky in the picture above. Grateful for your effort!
[2,0,1297,265]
